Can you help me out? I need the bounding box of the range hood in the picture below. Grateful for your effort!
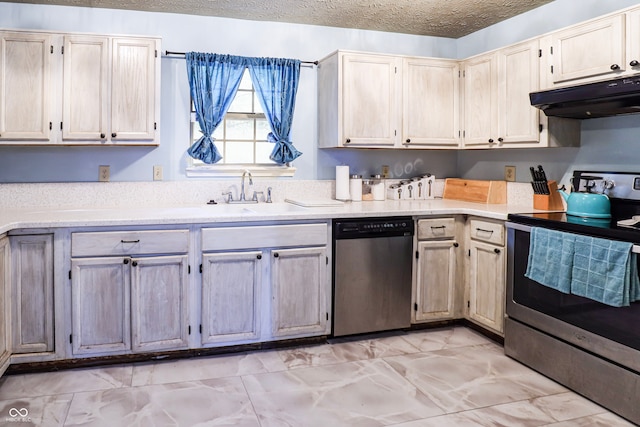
[530,75,640,119]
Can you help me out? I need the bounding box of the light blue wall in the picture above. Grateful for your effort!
[456,0,640,187]
[0,2,457,182]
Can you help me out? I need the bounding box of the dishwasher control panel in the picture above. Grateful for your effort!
[333,217,414,239]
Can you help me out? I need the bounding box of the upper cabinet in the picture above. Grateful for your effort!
[462,40,580,149]
[318,50,460,149]
[0,29,160,146]
[0,32,52,142]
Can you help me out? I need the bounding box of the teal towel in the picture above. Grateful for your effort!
[571,235,640,307]
[525,227,575,293]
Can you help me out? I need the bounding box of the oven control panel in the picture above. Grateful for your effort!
[573,170,640,200]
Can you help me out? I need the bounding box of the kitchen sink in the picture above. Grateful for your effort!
[241,202,309,214]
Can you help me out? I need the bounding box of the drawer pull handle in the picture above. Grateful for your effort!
[430,225,446,230]
[121,239,140,244]
[476,228,494,235]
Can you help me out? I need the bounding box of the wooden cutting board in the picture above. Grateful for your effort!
[442,179,507,204]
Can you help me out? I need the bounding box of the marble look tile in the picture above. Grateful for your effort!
[385,344,567,412]
[243,358,444,426]
[0,393,73,426]
[0,366,132,400]
[131,350,286,386]
[400,326,494,352]
[542,412,637,426]
[530,392,609,422]
[280,333,420,370]
[64,377,259,427]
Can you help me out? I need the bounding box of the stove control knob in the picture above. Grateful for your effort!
[603,179,615,190]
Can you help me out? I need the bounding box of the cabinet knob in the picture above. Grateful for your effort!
[631,60,639,67]
[257,254,262,260]
[494,248,501,254]
[345,138,351,143]
[123,258,129,265]
[453,242,459,247]
[112,133,117,138]
[405,138,411,143]
[610,64,620,70]
[274,252,279,258]
[100,133,105,139]
[132,260,138,267]
[488,138,494,143]
[498,137,504,142]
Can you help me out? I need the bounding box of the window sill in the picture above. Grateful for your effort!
[186,164,296,178]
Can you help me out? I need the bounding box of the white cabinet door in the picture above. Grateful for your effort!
[111,37,158,142]
[341,53,400,147]
[0,32,51,141]
[10,234,54,354]
[462,53,498,148]
[131,255,189,352]
[62,35,109,141]
[414,240,458,322]
[468,240,505,334]
[402,58,460,149]
[71,257,130,355]
[497,40,541,147]
[271,247,328,338]
[201,251,262,345]
[551,14,625,84]
[0,237,10,375]
[626,8,640,74]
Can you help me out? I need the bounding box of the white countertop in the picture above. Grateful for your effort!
[0,199,546,234]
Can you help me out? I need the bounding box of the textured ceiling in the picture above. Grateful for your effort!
[4,0,554,38]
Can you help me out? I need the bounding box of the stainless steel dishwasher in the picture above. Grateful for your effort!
[332,217,414,337]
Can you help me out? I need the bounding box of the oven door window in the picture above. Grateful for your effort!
[512,229,640,351]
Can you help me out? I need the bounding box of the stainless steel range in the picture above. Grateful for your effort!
[506,171,640,425]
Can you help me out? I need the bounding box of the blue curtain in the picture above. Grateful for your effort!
[247,57,302,164]
[185,53,246,164]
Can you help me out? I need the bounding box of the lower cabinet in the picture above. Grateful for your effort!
[0,236,10,375]
[10,233,54,354]
[200,223,330,346]
[70,230,190,356]
[466,217,506,334]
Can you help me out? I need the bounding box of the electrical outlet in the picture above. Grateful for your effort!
[99,165,110,182]
[504,165,516,182]
[153,165,163,181]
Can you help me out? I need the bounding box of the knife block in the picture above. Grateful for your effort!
[533,180,565,211]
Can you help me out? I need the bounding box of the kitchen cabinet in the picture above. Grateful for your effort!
[413,218,462,323]
[318,51,460,149]
[10,233,54,354]
[0,236,10,375]
[0,31,52,142]
[463,40,579,149]
[70,229,189,356]
[200,222,330,345]
[466,218,505,335]
[63,35,159,144]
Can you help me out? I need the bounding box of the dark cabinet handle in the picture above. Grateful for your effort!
[488,138,494,143]
[123,259,129,265]
[274,253,279,258]
[112,133,117,138]
[100,133,105,139]
[345,138,351,143]
[257,254,262,260]
[121,239,140,244]
[498,137,504,142]
[631,60,639,67]
[132,260,138,267]
[610,64,620,70]
[494,248,501,254]
[453,242,459,247]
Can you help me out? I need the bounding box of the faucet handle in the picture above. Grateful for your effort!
[222,191,233,203]
[266,187,273,203]
[252,191,264,202]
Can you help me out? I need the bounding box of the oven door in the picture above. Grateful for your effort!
[506,222,640,374]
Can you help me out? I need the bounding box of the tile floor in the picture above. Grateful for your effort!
[0,326,635,426]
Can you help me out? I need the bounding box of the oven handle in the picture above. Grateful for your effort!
[506,222,640,254]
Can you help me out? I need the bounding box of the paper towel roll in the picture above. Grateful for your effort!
[335,166,350,200]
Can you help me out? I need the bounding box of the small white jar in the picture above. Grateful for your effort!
[350,175,363,202]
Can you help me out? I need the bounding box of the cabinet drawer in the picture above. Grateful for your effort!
[72,229,189,257]
[469,219,504,246]
[417,218,456,240]
[202,223,328,251]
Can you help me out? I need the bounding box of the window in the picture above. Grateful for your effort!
[187,69,295,177]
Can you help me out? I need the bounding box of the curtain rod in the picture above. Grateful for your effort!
[164,50,318,66]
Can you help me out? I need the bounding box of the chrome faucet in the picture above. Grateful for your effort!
[240,170,253,202]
